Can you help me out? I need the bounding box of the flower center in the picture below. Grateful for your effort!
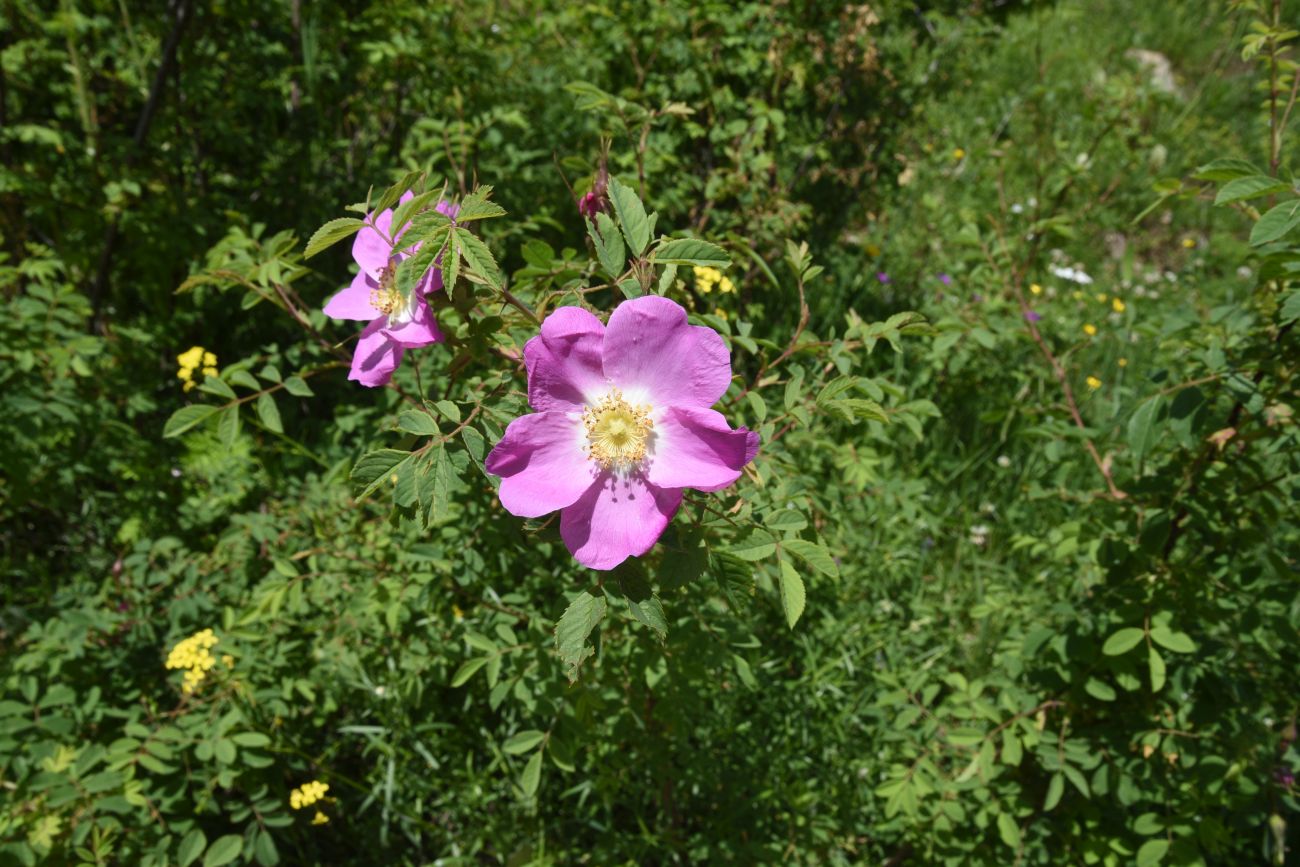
[369,265,402,316]
[583,390,653,469]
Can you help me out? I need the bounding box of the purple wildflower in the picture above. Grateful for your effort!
[1024,310,1042,323]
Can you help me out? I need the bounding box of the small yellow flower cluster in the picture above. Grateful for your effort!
[165,628,219,694]
[1086,376,1102,390]
[1182,238,1196,249]
[1111,297,1126,313]
[1083,323,1097,337]
[1030,283,1043,296]
[693,266,735,295]
[290,780,330,811]
[177,346,218,392]
[952,147,966,160]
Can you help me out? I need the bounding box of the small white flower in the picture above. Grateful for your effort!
[1010,202,1024,214]
[1236,266,1253,279]
[171,468,182,478]
[997,455,1012,468]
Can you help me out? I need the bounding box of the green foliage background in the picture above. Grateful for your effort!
[2,0,1298,865]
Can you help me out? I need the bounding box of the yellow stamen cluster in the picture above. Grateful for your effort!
[290,780,329,810]
[165,628,218,694]
[693,266,735,295]
[369,266,402,316]
[176,346,218,392]
[583,390,653,470]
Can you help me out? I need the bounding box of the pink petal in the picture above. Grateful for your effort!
[603,295,731,409]
[324,270,381,321]
[484,412,596,518]
[524,306,609,412]
[353,207,395,280]
[646,406,759,492]
[349,318,403,387]
[382,296,444,348]
[560,473,682,570]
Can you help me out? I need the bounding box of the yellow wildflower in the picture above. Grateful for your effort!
[714,307,728,321]
[953,147,966,160]
[1182,238,1196,249]
[718,276,736,294]
[693,266,723,294]
[311,811,329,825]
[1086,376,1102,390]
[177,346,218,392]
[1083,323,1097,337]
[452,604,464,621]
[1111,297,1126,313]
[1095,293,1108,304]
[1030,283,1043,296]
[1118,358,1128,368]
[290,780,330,810]
[165,629,219,694]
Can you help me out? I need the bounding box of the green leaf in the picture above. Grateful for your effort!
[256,392,283,434]
[778,558,806,628]
[1136,839,1170,867]
[1084,677,1116,701]
[450,657,488,687]
[373,169,423,215]
[1127,396,1162,463]
[1214,175,1291,205]
[608,176,651,256]
[304,217,364,259]
[397,410,439,436]
[997,812,1021,849]
[389,190,442,241]
[433,400,461,423]
[1102,627,1145,656]
[554,591,606,682]
[350,449,411,501]
[1250,199,1300,246]
[253,830,279,867]
[230,732,270,748]
[782,539,839,578]
[164,404,219,438]
[588,213,626,278]
[456,230,502,288]
[1001,731,1023,766]
[1043,773,1065,811]
[203,835,243,867]
[283,376,314,397]
[657,262,678,295]
[653,237,731,267]
[1148,645,1167,692]
[615,565,668,640]
[519,748,543,797]
[178,829,207,867]
[1193,158,1262,181]
[1149,625,1196,653]
[395,228,449,295]
[456,198,507,223]
[726,527,777,561]
[617,277,643,299]
[217,406,240,447]
[503,730,545,755]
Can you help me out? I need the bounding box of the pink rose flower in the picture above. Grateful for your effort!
[485,296,759,570]
[323,192,459,387]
